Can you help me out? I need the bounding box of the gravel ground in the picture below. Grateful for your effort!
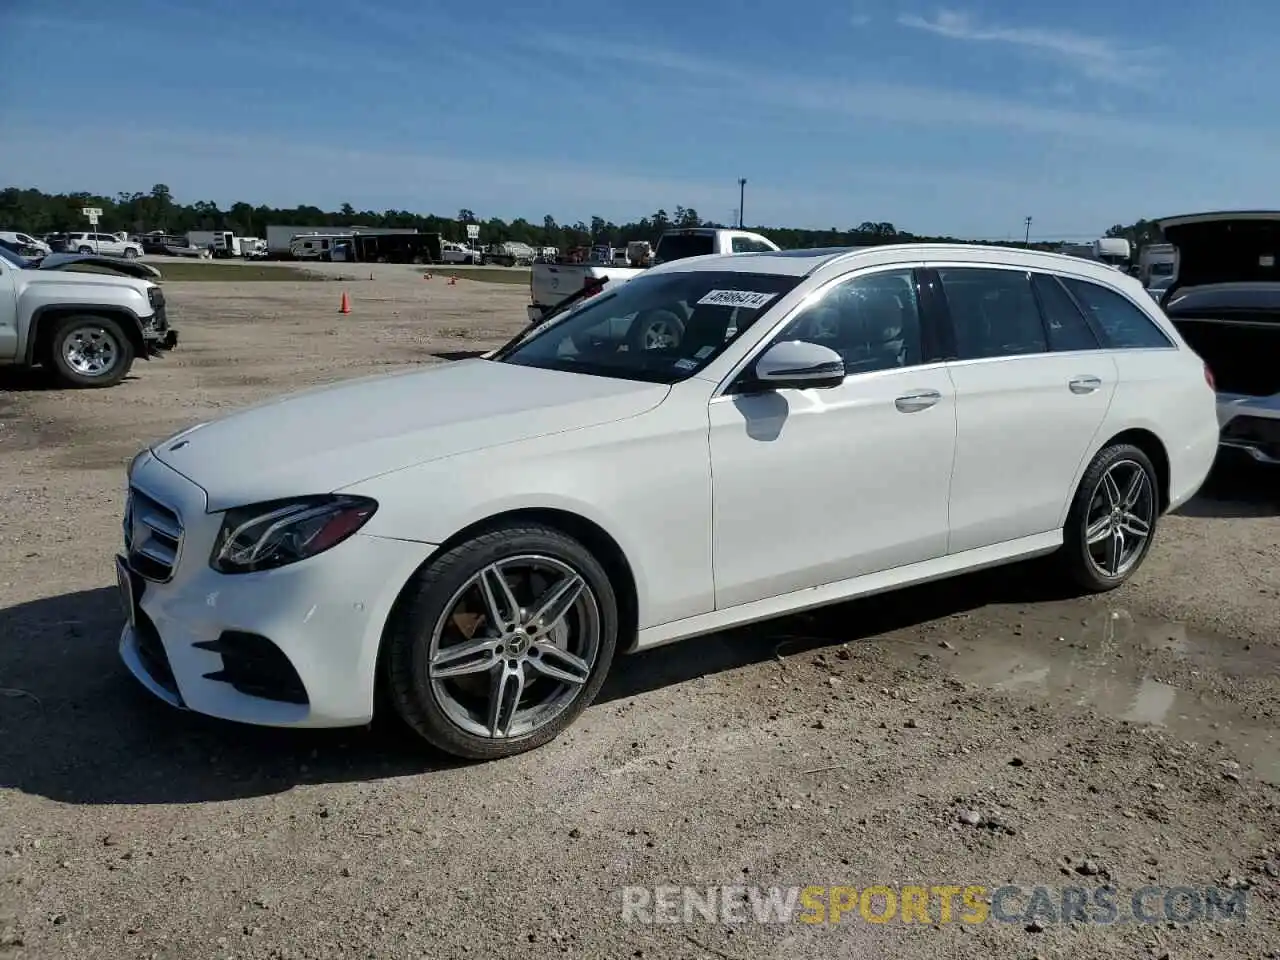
[2,268,1278,959]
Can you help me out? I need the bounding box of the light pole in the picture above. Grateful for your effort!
[1024,216,1033,246]
[738,179,747,228]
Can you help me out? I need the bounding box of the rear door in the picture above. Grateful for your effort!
[926,264,1117,553]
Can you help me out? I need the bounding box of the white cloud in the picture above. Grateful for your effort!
[520,33,1256,158]
[897,9,1160,84]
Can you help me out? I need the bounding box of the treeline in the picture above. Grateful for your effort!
[2,184,982,251]
[2,183,1146,252]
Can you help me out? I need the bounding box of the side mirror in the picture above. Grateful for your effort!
[751,340,846,390]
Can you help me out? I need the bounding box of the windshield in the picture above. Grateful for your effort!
[493,270,802,384]
[653,233,715,263]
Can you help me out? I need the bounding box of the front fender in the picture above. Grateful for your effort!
[23,302,152,365]
[339,404,717,631]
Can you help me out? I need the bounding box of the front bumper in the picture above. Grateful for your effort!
[1217,392,1280,465]
[116,454,436,728]
[142,302,179,354]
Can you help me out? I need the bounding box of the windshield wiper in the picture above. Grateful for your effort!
[489,280,617,361]
[538,275,612,326]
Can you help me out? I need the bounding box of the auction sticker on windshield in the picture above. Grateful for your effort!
[696,290,778,309]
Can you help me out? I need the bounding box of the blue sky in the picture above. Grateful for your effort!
[2,0,1277,238]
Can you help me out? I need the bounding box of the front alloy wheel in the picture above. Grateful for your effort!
[386,524,619,759]
[428,556,601,739]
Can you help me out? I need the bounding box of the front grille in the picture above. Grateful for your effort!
[124,488,183,582]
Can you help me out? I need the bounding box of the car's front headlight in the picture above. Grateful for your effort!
[209,495,378,574]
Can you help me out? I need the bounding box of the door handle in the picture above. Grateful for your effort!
[1068,375,1102,394]
[894,390,942,413]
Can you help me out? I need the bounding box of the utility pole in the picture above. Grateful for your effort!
[1023,216,1033,247]
[738,179,747,228]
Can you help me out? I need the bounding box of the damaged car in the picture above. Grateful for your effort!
[1158,211,1280,465]
[0,244,177,387]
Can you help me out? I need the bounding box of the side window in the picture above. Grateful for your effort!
[1032,273,1100,351]
[731,236,752,253]
[937,267,1046,359]
[1060,277,1173,349]
[776,269,923,374]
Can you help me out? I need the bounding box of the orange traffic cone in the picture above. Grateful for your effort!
[339,291,351,314]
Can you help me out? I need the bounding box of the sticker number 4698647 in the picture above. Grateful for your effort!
[696,289,778,309]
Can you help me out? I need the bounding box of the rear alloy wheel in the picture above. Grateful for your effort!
[1061,443,1159,592]
[48,315,135,388]
[123,248,138,259]
[385,524,619,759]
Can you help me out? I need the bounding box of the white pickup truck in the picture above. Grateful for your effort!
[527,227,779,323]
[0,246,178,387]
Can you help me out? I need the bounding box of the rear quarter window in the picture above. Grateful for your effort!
[655,234,715,262]
[1061,277,1172,349]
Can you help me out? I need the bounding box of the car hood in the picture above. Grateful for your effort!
[37,253,162,280]
[1158,213,1280,293]
[22,266,152,296]
[150,359,670,512]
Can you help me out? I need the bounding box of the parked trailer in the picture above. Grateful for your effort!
[265,224,418,259]
[333,232,443,264]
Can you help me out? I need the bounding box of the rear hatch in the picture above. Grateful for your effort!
[1160,212,1280,293]
[1158,212,1280,397]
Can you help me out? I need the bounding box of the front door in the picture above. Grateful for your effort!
[708,267,958,609]
[0,259,18,360]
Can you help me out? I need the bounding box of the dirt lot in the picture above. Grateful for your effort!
[2,267,1279,959]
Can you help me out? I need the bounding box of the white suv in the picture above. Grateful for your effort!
[66,232,143,259]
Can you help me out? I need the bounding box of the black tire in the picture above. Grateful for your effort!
[77,246,93,254]
[628,309,685,351]
[1061,442,1160,593]
[385,523,619,760]
[47,314,135,388]
[123,248,138,259]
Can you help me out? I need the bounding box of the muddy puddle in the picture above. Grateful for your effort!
[883,604,1280,784]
